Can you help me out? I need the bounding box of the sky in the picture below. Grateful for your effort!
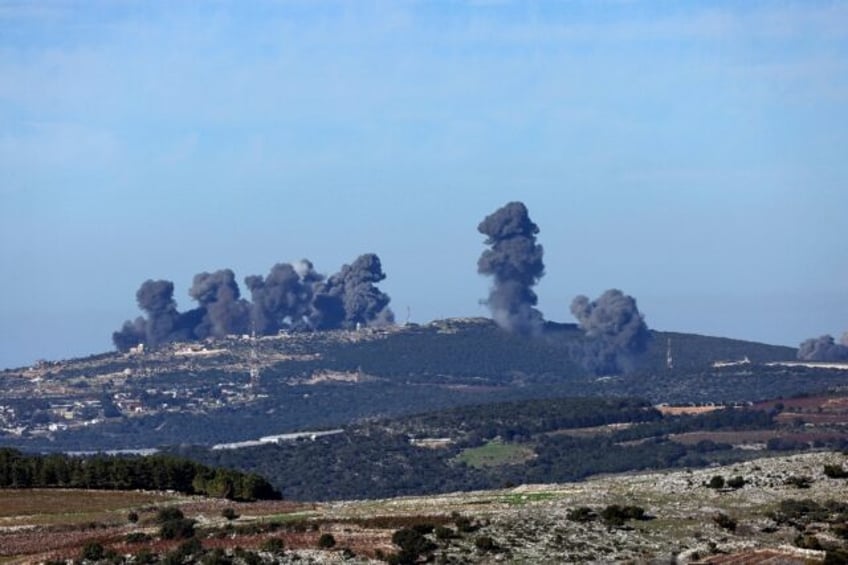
[1,0,846,369]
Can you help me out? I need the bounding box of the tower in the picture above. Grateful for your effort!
[666,338,674,370]
[249,325,260,388]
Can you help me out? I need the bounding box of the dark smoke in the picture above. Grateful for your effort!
[477,202,545,334]
[311,254,394,330]
[570,289,651,375]
[797,334,848,362]
[112,254,394,352]
[189,269,251,338]
[245,261,318,334]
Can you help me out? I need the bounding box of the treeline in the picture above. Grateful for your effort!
[388,397,661,441]
[0,449,279,501]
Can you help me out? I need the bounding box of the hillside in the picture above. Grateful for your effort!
[4,452,848,564]
[176,392,848,501]
[1,318,842,452]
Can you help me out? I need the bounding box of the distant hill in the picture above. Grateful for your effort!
[1,317,843,453]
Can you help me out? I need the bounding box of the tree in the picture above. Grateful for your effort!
[317,533,336,548]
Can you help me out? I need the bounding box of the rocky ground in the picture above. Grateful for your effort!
[4,451,848,564]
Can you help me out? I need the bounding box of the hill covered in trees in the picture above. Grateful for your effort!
[176,393,848,501]
[1,318,841,453]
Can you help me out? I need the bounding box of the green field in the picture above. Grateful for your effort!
[455,440,535,468]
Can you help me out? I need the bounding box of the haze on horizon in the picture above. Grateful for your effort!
[1,1,846,369]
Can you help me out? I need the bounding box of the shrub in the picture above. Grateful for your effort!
[726,476,746,489]
[600,505,648,527]
[454,515,477,533]
[713,513,737,532]
[474,535,498,552]
[221,507,239,521]
[201,548,233,565]
[135,549,156,564]
[825,548,848,564]
[160,517,196,540]
[126,532,152,543]
[824,465,848,479]
[707,475,725,489]
[317,533,336,549]
[156,507,185,523]
[785,476,813,489]
[233,548,262,565]
[567,506,597,523]
[127,511,139,523]
[434,525,454,540]
[80,541,105,561]
[412,523,435,535]
[260,537,285,554]
[391,528,437,564]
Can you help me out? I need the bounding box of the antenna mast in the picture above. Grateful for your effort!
[666,338,674,370]
[249,321,260,388]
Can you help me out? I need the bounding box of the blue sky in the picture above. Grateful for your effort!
[1,1,846,368]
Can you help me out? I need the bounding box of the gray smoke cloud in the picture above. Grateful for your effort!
[477,202,545,334]
[797,333,848,361]
[570,289,651,375]
[189,269,251,339]
[311,253,394,330]
[112,254,393,351]
[245,261,321,334]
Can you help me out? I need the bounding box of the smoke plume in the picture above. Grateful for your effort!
[189,269,251,338]
[477,202,545,334]
[245,262,318,334]
[112,253,394,351]
[311,254,394,330]
[797,333,848,362]
[570,289,651,375]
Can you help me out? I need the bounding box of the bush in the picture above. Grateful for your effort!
[317,533,336,549]
[201,548,233,565]
[391,528,437,564]
[160,517,197,540]
[434,525,455,540]
[454,515,477,533]
[824,465,848,479]
[156,507,185,523]
[221,507,239,521]
[713,513,737,532]
[474,535,498,552]
[233,548,262,565]
[785,476,813,489]
[80,541,105,561]
[600,505,648,527]
[127,511,139,523]
[567,506,597,523]
[707,475,725,489]
[726,476,746,489]
[260,537,285,554]
[126,532,152,543]
[135,549,156,564]
[412,523,434,535]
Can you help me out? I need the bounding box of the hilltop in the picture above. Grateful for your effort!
[0,318,844,452]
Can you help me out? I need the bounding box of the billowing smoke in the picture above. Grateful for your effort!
[112,254,394,351]
[311,254,394,330]
[797,333,848,362]
[245,262,318,334]
[570,289,651,375]
[189,269,251,339]
[477,202,545,334]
